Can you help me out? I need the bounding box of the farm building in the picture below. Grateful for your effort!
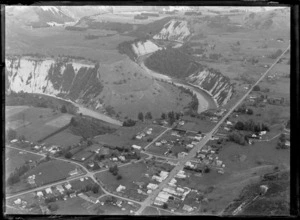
[160,171,169,179]
[14,198,21,205]
[155,142,162,146]
[56,185,65,194]
[37,191,44,197]
[152,175,163,183]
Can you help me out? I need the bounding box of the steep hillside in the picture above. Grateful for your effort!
[153,19,191,43]
[187,69,233,106]
[118,39,161,60]
[144,47,233,106]
[6,6,74,28]
[244,8,290,31]
[5,56,103,107]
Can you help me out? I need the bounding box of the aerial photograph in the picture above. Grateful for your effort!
[4,5,290,216]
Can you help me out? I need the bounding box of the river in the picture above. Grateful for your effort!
[138,54,217,113]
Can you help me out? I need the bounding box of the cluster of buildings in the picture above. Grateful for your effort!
[195,145,225,174]
[152,170,170,183]
[153,169,191,208]
[135,127,153,140]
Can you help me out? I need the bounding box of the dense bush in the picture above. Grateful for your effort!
[7,128,17,141]
[123,119,136,127]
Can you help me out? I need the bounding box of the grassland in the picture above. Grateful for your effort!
[24,160,78,186]
[95,122,165,148]
[95,161,150,201]
[5,148,43,180]
[6,106,72,142]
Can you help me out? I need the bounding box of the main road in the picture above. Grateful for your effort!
[135,45,290,215]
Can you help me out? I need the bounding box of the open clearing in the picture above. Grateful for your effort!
[45,114,72,127]
[43,130,81,147]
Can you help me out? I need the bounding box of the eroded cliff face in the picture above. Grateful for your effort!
[132,40,162,57]
[153,19,191,43]
[5,56,103,105]
[187,69,233,106]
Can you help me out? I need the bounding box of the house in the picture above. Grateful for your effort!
[163,187,177,195]
[157,191,170,202]
[56,185,65,194]
[176,171,186,179]
[147,189,152,194]
[118,156,125,161]
[147,183,158,190]
[160,171,169,179]
[285,140,290,147]
[132,145,141,150]
[224,127,230,131]
[183,204,193,212]
[112,157,118,161]
[191,141,199,145]
[64,183,72,190]
[179,121,185,126]
[186,144,194,148]
[259,131,267,136]
[218,169,225,174]
[136,135,142,140]
[169,178,177,186]
[216,160,223,166]
[116,200,123,207]
[146,130,152,135]
[70,193,76,198]
[37,191,44,197]
[45,188,53,194]
[28,175,36,185]
[161,140,167,144]
[88,161,95,168]
[14,198,21,205]
[10,139,18,143]
[152,175,163,183]
[34,145,41,150]
[78,193,99,204]
[185,161,194,168]
[116,185,126,192]
[198,154,206,159]
[69,168,79,176]
[155,142,162,146]
[178,152,188,159]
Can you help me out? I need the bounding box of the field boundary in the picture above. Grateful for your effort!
[37,123,71,143]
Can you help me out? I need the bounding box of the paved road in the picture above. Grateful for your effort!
[135,45,290,215]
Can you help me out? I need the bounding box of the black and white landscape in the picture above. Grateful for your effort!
[5,5,290,216]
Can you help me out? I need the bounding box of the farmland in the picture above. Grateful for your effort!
[6,106,72,142]
[5,147,43,180]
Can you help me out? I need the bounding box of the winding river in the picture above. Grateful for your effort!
[137,53,217,113]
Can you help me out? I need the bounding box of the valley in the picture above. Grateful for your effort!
[4,5,291,217]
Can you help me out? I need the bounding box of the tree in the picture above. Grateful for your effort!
[109,164,119,175]
[48,203,59,212]
[60,105,67,113]
[18,135,26,142]
[7,128,17,141]
[117,174,122,180]
[279,134,286,143]
[138,112,144,121]
[64,151,73,159]
[162,203,168,209]
[247,108,253,115]
[234,121,244,130]
[145,112,153,120]
[123,119,136,127]
[161,113,166,120]
[70,117,78,126]
[204,166,210,173]
[253,85,260,91]
[92,184,100,194]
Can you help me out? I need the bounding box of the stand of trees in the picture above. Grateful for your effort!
[234,119,269,133]
[123,119,136,127]
[7,128,17,141]
[7,163,30,186]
